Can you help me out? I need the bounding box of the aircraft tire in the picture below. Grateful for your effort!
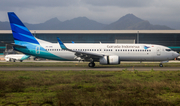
[20,60,23,62]
[13,59,16,62]
[159,63,163,67]
[88,62,95,67]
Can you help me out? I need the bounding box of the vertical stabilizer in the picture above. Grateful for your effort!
[8,12,39,45]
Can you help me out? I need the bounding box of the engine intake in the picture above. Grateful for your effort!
[99,56,120,65]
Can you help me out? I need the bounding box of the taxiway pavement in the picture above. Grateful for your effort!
[0,67,180,71]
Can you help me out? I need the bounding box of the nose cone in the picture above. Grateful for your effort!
[173,52,179,58]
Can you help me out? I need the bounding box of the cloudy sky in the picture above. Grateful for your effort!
[0,0,180,26]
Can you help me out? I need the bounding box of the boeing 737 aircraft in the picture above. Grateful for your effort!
[6,12,179,67]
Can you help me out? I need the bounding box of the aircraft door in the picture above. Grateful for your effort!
[157,47,161,56]
[36,46,40,54]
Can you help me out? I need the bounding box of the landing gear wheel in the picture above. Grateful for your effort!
[20,60,23,62]
[159,63,163,67]
[88,62,95,67]
[13,59,16,62]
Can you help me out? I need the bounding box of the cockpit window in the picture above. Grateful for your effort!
[165,49,172,52]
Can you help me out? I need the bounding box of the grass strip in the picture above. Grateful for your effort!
[1,70,180,105]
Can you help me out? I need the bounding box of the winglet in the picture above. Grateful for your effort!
[57,37,67,50]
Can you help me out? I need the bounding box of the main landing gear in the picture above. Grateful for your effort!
[159,63,163,67]
[159,61,168,67]
[88,62,95,67]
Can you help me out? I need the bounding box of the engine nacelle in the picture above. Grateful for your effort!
[99,56,120,65]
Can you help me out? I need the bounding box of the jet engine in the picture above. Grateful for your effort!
[99,56,120,65]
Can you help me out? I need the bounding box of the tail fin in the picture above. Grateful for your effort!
[8,12,39,45]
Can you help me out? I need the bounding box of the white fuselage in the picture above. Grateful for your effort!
[38,39,178,62]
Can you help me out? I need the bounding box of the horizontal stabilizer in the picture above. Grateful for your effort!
[1,41,27,48]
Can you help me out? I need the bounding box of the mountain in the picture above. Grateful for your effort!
[0,14,173,30]
[60,17,106,30]
[103,14,173,30]
[0,17,106,30]
[24,17,106,30]
[25,17,62,30]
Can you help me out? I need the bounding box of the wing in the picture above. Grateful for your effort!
[57,37,103,61]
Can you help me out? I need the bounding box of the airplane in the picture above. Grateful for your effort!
[6,12,179,67]
[5,54,30,62]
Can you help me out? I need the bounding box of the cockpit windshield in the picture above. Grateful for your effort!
[165,49,172,52]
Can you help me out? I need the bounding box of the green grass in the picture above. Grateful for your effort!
[1,70,180,105]
[0,62,180,67]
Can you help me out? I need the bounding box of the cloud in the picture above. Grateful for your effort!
[0,0,180,25]
[0,0,79,10]
[82,0,152,7]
